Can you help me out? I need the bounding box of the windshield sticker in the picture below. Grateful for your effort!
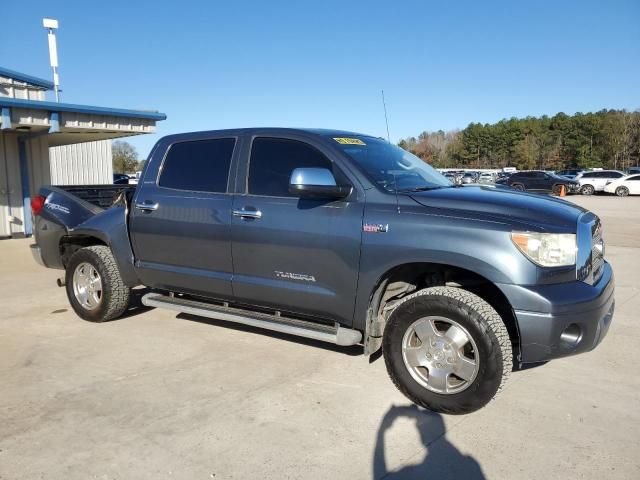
[333,137,366,145]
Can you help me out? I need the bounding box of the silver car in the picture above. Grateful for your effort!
[575,170,625,195]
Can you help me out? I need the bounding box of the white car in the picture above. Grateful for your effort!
[604,174,640,196]
[478,172,495,184]
[574,170,625,195]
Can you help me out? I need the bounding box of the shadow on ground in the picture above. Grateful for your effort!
[176,312,363,356]
[373,405,485,479]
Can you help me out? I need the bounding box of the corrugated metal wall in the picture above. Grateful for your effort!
[0,132,25,237]
[49,140,113,185]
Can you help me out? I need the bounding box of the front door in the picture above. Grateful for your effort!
[231,136,363,325]
[130,137,237,298]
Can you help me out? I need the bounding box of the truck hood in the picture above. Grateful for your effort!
[408,185,586,232]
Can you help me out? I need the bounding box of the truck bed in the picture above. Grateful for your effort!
[55,184,136,209]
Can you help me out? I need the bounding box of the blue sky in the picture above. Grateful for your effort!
[2,0,639,158]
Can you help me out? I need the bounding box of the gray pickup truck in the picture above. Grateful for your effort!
[30,128,614,414]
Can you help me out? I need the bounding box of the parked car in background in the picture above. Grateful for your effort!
[625,167,640,175]
[461,172,476,184]
[113,173,130,185]
[574,170,625,195]
[603,174,640,196]
[556,169,585,180]
[478,172,495,184]
[502,171,579,194]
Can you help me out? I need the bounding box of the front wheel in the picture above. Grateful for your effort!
[65,245,131,322]
[511,183,525,191]
[383,287,512,414]
[616,186,629,197]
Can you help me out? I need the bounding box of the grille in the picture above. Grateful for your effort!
[591,220,605,284]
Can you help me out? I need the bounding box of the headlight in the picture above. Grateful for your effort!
[511,232,577,267]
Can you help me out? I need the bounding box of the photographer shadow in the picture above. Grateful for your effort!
[373,405,485,479]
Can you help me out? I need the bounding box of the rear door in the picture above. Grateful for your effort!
[129,136,238,298]
[230,135,364,325]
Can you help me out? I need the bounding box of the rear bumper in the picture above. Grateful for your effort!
[30,244,46,267]
[498,262,615,363]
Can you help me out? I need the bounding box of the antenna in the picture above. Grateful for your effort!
[42,18,61,102]
[381,90,390,142]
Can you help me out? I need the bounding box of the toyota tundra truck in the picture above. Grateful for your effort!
[29,128,615,414]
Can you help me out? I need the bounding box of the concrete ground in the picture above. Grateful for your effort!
[1,195,639,480]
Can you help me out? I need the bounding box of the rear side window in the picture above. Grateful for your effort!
[248,138,333,197]
[581,172,596,178]
[159,138,235,193]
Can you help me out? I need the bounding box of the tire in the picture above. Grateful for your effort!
[581,184,595,196]
[65,245,131,322]
[511,183,525,191]
[382,287,512,415]
[616,186,629,197]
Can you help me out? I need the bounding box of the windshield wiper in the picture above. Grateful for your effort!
[397,186,450,193]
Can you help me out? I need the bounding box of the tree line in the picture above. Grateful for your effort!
[398,109,640,171]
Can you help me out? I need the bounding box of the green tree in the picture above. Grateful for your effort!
[112,141,139,174]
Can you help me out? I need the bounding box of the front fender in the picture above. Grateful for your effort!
[352,202,538,330]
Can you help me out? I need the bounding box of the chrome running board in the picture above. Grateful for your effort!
[142,292,362,346]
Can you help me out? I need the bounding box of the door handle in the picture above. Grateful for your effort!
[135,201,159,212]
[233,208,262,219]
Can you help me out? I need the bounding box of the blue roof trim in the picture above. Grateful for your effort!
[0,67,54,90]
[0,97,166,121]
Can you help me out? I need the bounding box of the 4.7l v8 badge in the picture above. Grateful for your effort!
[363,223,389,233]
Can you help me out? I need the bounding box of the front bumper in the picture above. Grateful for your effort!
[567,184,581,193]
[498,262,615,364]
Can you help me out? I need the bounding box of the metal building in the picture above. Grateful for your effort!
[0,66,166,238]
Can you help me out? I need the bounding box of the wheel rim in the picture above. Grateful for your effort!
[72,262,103,310]
[513,184,524,191]
[401,316,479,395]
[582,185,594,195]
[617,187,628,197]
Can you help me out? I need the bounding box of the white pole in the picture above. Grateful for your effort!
[43,18,60,102]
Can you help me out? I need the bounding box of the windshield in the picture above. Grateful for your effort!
[330,135,452,192]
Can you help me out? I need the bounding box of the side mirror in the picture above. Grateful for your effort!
[289,168,352,199]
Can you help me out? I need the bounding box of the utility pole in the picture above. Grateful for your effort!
[42,18,61,102]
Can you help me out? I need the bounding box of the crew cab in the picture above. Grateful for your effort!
[30,128,615,414]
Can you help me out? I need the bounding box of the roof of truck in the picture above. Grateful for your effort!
[160,127,376,140]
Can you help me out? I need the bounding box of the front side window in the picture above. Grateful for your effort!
[248,138,334,197]
[628,175,640,181]
[159,138,235,193]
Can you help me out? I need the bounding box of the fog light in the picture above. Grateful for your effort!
[560,323,582,346]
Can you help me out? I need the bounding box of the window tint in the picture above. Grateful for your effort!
[248,138,334,197]
[628,175,640,181]
[159,138,235,192]
[609,172,624,178]
[581,172,596,178]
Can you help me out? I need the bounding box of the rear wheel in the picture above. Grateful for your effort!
[616,186,629,197]
[581,184,595,195]
[511,183,525,191]
[65,246,131,322]
[382,287,512,414]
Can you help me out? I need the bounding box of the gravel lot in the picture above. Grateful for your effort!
[1,195,639,479]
